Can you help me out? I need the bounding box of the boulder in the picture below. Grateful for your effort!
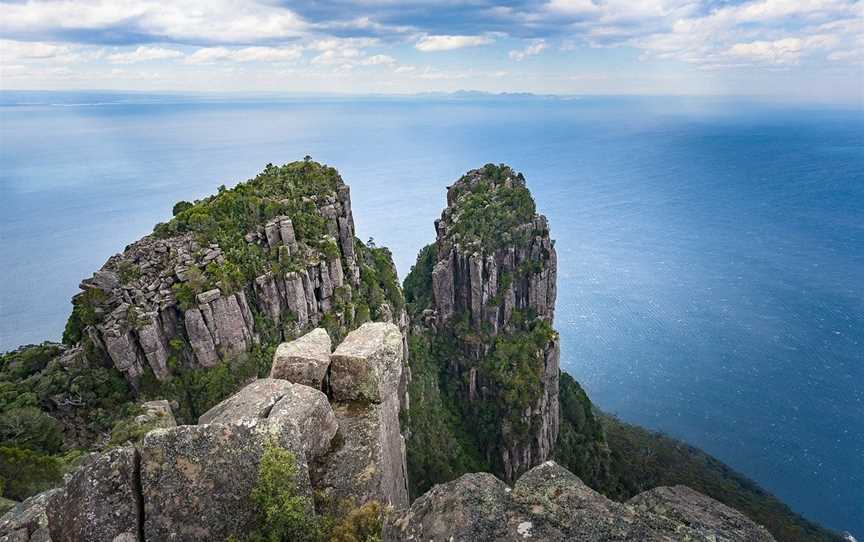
[198,378,292,425]
[0,490,59,542]
[46,446,141,542]
[628,485,775,541]
[140,421,310,542]
[330,322,403,403]
[270,328,332,390]
[269,384,338,458]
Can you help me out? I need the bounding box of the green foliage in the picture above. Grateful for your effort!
[172,200,193,216]
[329,501,382,542]
[107,405,167,447]
[0,446,64,500]
[116,260,141,285]
[246,443,320,542]
[405,333,489,499]
[448,165,536,250]
[0,407,62,454]
[553,373,612,490]
[402,243,436,319]
[62,289,108,345]
[599,415,843,542]
[482,315,555,425]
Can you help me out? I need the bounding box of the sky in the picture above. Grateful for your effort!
[0,0,862,103]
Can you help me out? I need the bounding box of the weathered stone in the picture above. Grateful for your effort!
[270,328,332,389]
[183,308,219,367]
[195,289,221,305]
[628,485,775,541]
[135,311,170,380]
[330,322,403,403]
[311,401,409,510]
[141,421,310,542]
[46,446,141,542]
[269,384,338,458]
[198,378,293,425]
[424,167,560,482]
[284,272,309,327]
[386,461,775,542]
[0,490,59,542]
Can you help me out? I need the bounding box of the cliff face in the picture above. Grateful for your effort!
[404,164,560,484]
[62,161,404,398]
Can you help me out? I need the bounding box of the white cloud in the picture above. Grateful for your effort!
[631,0,860,67]
[726,38,804,65]
[360,54,396,66]
[186,46,303,64]
[0,40,76,60]
[415,34,494,52]
[107,46,182,64]
[509,40,548,61]
[0,0,307,44]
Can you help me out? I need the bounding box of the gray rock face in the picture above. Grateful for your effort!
[330,322,403,403]
[197,378,293,425]
[270,328,332,389]
[46,447,141,542]
[140,421,310,542]
[269,384,338,458]
[312,401,409,511]
[313,322,409,510]
[0,490,59,542]
[385,461,776,542]
[426,167,560,482]
[628,485,776,542]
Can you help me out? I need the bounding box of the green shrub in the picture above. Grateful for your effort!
[0,446,64,501]
[247,443,320,542]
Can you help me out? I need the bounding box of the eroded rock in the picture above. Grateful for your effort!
[270,328,332,389]
[197,378,292,425]
[330,322,403,403]
[46,446,141,542]
[140,420,310,542]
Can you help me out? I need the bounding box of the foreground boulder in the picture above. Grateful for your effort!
[385,461,775,541]
[628,485,775,541]
[140,420,310,541]
[46,447,141,542]
[0,490,59,542]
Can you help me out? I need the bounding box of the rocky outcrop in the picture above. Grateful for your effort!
[0,448,142,542]
[270,327,332,389]
[420,165,560,482]
[65,163,388,388]
[313,323,410,510]
[628,485,775,541]
[385,461,776,542]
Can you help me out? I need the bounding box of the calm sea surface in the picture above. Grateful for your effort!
[1,92,862,536]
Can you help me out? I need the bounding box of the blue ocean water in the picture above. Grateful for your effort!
[0,92,861,536]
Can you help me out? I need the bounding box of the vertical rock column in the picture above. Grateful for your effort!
[312,322,410,509]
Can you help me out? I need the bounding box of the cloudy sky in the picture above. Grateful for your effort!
[1,0,862,102]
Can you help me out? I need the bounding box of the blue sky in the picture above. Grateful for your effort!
[1,0,862,102]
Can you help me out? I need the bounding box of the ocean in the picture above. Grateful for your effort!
[0,91,861,536]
